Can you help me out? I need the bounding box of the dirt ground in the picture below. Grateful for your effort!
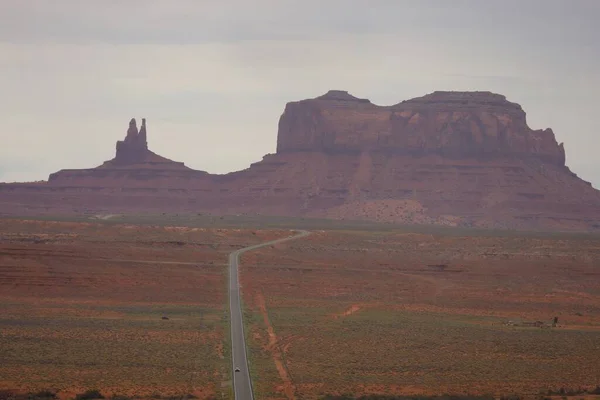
[3,217,600,400]
[240,230,600,399]
[0,219,288,399]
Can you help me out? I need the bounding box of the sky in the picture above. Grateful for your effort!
[1,0,599,187]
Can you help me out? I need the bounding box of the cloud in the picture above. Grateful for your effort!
[1,1,597,45]
[0,1,599,187]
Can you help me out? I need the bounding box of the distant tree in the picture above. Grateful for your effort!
[75,390,104,400]
[30,391,57,400]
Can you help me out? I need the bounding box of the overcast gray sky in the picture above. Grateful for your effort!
[1,0,599,187]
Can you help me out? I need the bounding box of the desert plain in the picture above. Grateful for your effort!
[1,216,600,400]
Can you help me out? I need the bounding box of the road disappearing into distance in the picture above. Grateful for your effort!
[228,230,310,400]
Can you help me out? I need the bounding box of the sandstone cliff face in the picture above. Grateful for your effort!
[2,91,600,232]
[114,118,148,164]
[277,90,566,166]
[48,118,208,184]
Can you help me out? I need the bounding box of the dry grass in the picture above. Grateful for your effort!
[4,218,600,399]
[0,219,288,399]
[240,230,600,399]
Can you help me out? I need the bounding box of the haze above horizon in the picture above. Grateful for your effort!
[1,1,599,187]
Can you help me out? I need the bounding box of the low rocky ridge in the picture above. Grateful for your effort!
[1,91,599,231]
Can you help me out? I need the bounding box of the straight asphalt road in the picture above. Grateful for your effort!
[228,230,310,400]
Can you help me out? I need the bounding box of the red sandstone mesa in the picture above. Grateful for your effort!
[1,91,599,231]
[277,90,565,165]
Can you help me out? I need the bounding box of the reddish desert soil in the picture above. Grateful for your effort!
[240,230,600,399]
[255,292,297,400]
[3,217,600,400]
[0,219,288,399]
